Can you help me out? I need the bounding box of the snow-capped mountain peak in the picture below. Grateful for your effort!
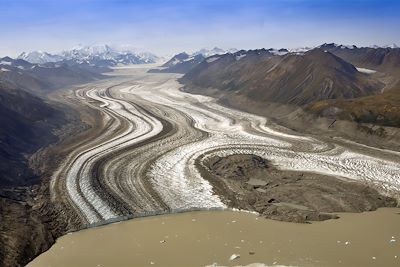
[61,44,118,60]
[18,51,64,64]
[318,43,357,50]
[194,47,238,57]
[17,44,160,66]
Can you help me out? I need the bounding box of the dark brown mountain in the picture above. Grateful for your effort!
[182,48,383,105]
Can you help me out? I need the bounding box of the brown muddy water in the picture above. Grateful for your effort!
[27,208,400,267]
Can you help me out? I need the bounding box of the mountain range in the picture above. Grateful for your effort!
[172,43,400,127]
[182,48,383,104]
[18,44,160,66]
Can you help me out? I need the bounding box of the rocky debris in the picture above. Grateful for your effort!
[201,154,397,223]
[0,190,57,267]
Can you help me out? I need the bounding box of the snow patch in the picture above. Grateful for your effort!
[356,67,376,74]
[235,54,246,60]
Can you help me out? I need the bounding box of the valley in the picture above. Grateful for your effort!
[2,47,400,267]
[51,66,400,228]
[2,1,400,266]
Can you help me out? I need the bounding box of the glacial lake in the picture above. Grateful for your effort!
[28,208,400,267]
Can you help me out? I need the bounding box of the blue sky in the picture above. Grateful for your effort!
[1,0,399,56]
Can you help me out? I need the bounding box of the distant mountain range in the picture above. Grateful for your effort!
[18,44,160,66]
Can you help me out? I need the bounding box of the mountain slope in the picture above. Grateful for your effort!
[0,55,110,185]
[0,81,65,187]
[307,88,400,127]
[0,56,110,185]
[182,48,383,105]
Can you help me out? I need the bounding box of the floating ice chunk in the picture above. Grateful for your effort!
[229,254,240,261]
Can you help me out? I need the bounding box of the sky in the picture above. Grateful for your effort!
[0,0,399,57]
